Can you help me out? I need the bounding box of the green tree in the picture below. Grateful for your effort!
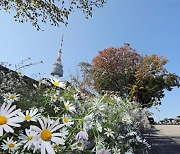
[80,44,180,107]
[132,54,180,107]
[0,0,106,30]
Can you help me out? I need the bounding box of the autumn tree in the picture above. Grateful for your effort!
[0,0,106,30]
[81,44,180,107]
[92,44,143,96]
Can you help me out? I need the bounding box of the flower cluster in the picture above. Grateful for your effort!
[0,71,151,154]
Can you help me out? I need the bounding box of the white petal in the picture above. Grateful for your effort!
[52,133,62,137]
[23,142,29,150]
[38,118,45,130]
[26,110,29,115]
[4,103,12,113]
[0,102,6,114]
[18,134,27,140]
[31,109,38,116]
[49,119,59,130]
[0,126,3,136]
[44,141,55,154]
[8,116,24,123]
[25,129,29,136]
[7,109,21,118]
[51,137,65,145]
[41,141,46,154]
[6,122,21,127]
[34,139,41,152]
[6,105,16,115]
[18,112,25,117]
[50,124,62,133]
[31,126,42,132]
[3,124,14,133]
[30,118,37,122]
[42,118,47,128]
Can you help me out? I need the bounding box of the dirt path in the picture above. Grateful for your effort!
[142,125,180,154]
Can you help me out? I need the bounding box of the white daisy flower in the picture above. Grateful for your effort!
[75,130,88,141]
[50,94,58,103]
[122,115,132,124]
[113,146,121,154]
[73,93,81,100]
[17,71,24,77]
[95,122,102,132]
[113,95,123,102]
[64,101,75,112]
[71,140,85,151]
[1,137,21,153]
[90,98,107,117]
[83,113,94,131]
[3,93,20,103]
[62,115,74,127]
[0,102,24,136]
[104,128,114,138]
[54,106,60,113]
[31,117,65,154]
[95,137,104,146]
[50,78,61,87]
[92,137,104,153]
[39,107,45,113]
[19,108,40,122]
[59,127,69,139]
[83,121,93,131]
[19,128,38,150]
[50,78,66,89]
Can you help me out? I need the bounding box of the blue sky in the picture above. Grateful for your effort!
[0,0,179,120]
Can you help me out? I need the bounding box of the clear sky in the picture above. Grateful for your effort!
[0,0,179,121]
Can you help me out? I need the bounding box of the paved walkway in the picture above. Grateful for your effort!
[142,125,180,154]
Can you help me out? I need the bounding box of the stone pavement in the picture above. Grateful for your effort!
[141,125,180,154]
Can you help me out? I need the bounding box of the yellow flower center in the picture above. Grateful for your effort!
[96,138,100,143]
[52,96,57,100]
[77,142,82,147]
[8,143,15,148]
[18,72,23,76]
[65,104,70,110]
[115,149,120,153]
[27,136,33,141]
[9,95,15,99]
[25,115,32,121]
[0,116,7,125]
[53,81,59,87]
[126,117,129,121]
[63,118,69,123]
[53,144,59,149]
[107,129,111,134]
[41,129,52,141]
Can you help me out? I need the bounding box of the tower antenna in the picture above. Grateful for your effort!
[57,34,64,62]
[51,35,64,78]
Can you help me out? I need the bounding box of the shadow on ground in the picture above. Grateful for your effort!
[138,125,180,154]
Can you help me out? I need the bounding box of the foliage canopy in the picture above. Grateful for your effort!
[0,0,106,30]
[80,44,180,107]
